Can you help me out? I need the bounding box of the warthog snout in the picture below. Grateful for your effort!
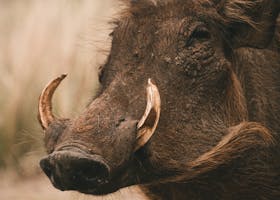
[40,150,110,191]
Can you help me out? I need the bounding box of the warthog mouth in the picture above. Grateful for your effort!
[38,75,161,194]
[40,150,110,189]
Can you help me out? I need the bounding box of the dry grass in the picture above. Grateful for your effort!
[0,0,116,170]
[0,169,147,200]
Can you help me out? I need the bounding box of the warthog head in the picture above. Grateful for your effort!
[38,0,279,195]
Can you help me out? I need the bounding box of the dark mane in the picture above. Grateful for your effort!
[119,0,279,42]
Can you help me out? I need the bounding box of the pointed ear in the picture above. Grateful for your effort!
[215,0,280,48]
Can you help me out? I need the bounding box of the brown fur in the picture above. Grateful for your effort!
[224,71,248,125]
[187,122,274,178]
[141,123,279,199]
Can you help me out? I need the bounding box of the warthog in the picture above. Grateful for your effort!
[38,0,280,199]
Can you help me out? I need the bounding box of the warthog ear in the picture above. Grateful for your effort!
[215,0,280,48]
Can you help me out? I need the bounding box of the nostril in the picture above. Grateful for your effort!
[73,158,110,184]
[40,157,53,178]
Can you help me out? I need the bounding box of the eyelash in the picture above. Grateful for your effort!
[98,67,105,83]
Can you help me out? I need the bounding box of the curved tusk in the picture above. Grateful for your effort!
[38,74,67,130]
[135,78,161,151]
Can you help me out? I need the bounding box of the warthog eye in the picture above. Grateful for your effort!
[186,25,211,46]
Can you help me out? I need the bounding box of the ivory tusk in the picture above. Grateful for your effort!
[135,78,161,151]
[38,74,67,130]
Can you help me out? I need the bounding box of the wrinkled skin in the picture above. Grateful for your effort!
[39,0,280,199]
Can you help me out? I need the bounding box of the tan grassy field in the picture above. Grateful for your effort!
[0,170,147,200]
[0,1,147,199]
[0,0,115,168]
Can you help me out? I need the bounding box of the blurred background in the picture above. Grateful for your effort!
[0,1,146,199]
